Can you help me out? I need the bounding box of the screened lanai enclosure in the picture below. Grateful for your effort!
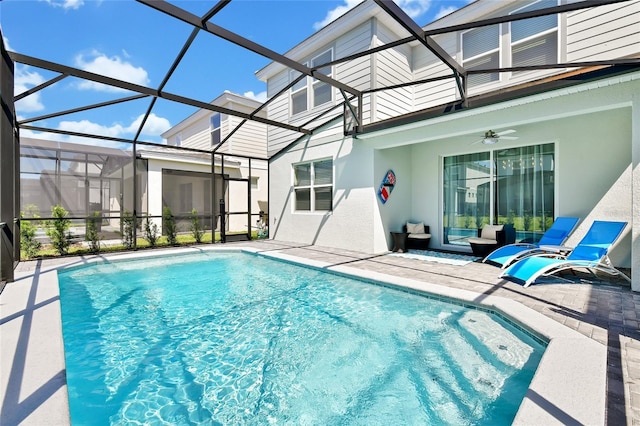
[2,0,639,283]
[18,138,264,246]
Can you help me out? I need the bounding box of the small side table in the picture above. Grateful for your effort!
[391,232,409,253]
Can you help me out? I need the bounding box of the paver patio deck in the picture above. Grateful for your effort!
[1,240,638,425]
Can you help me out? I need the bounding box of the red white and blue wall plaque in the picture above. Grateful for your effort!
[377,169,396,204]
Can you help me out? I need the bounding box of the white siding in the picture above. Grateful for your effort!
[266,69,299,155]
[218,115,267,158]
[567,0,640,61]
[179,116,211,151]
[413,33,459,111]
[335,21,374,125]
[267,22,373,156]
[266,127,301,158]
[177,110,267,157]
[374,22,413,121]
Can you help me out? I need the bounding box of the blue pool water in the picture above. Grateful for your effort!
[57,251,545,425]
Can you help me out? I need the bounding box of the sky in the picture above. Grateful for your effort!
[1,0,472,145]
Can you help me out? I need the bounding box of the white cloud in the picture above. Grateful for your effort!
[55,113,170,141]
[434,6,457,20]
[14,66,46,113]
[59,119,125,138]
[42,0,85,10]
[243,91,267,103]
[313,0,432,30]
[313,0,362,31]
[125,113,171,136]
[74,50,150,92]
[396,0,432,19]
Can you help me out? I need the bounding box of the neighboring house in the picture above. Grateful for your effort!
[19,92,269,240]
[160,91,269,235]
[256,0,640,288]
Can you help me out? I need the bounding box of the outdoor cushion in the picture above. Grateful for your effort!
[408,233,431,239]
[406,222,424,234]
[479,224,503,241]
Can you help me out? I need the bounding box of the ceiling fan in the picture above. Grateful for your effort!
[472,129,518,145]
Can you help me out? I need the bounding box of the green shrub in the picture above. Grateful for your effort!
[20,211,41,259]
[190,209,204,243]
[46,205,71,255]
[163,206,178,246]
[122,210,135,249]
[144,215,159,247]
[85,211,101,253]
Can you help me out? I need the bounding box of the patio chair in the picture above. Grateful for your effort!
[402,222,431,250]
[468,224,515,258]
[483,217,579,268]
[500,220,630,287]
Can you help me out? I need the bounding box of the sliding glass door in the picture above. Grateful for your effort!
[443,143,555,248]
[443,152,492,246]
[495,143,555,241]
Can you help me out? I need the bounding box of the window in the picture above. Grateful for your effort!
[293,159,333,212]
[174,134,181,147]
[211,113,221,147]
[290,49,333,115]
[443,143,555,247]
[462,25,500,88]
[311,50,332,108]
[290,67,308,115]
[461,1,558,89]
[510,0,558,68]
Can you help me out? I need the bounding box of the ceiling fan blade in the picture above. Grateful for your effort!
[500,136,519,140]
[470,138,484,145]
[497,129,516,136]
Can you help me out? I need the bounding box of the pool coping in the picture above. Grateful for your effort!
[2,246,606,425]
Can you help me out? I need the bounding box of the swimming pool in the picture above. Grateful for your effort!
[57,250,545,425]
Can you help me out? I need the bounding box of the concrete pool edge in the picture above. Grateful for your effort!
[258,248,607,426]
[2,246,606,425]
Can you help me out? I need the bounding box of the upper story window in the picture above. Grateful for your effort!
[211,113,222,146]
[290,49,333,115]
[293,158,333,212]
[462,25,500,88]
[510,0,558,68]
[311,50,333,108]
[290,65,308,115]
[461,1,558,89]
[174,134,182,147]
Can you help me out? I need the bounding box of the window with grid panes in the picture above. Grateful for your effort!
[293,159,333,212]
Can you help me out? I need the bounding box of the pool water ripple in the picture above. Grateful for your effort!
[58,252,544,425]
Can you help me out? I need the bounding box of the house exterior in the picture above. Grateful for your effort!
[159,91,269,235]
[256,0,640,290]
[18,92,269,241]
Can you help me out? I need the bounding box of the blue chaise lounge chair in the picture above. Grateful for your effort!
[500,220,630,287]
[483,216,579,268]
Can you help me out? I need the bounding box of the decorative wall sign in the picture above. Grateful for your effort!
[377,169,396,204]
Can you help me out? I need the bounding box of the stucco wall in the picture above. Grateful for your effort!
[270,73,638,291]
[374,146,412,252]
[269,121,386,253]
[363,74,639,270]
